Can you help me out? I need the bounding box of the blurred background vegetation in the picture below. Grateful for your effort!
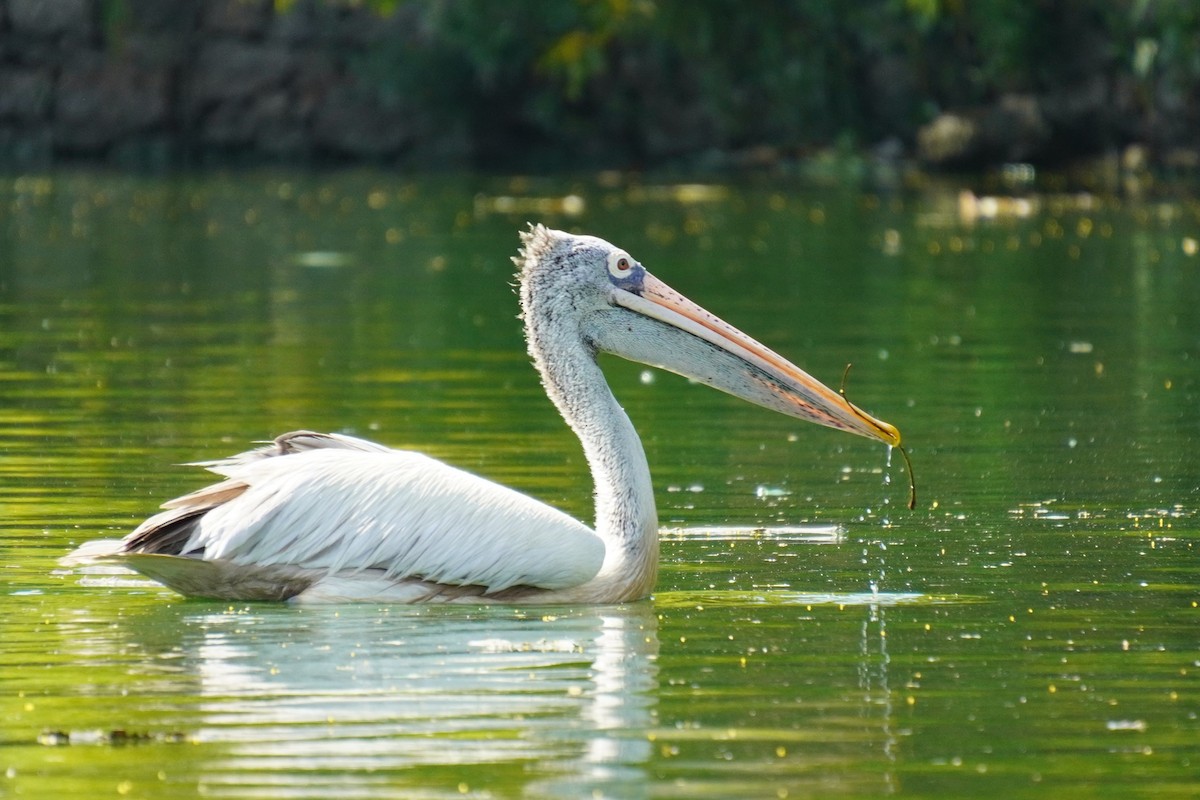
[1,0,1197,172]
[340,0,1199,169]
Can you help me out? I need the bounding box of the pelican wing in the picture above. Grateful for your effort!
[139,447,606,594]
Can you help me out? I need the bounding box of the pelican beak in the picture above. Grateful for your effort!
[607,273,901,447]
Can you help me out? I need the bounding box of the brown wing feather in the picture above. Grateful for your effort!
[123,505,214,555]
[160,478,249,510]
[124,479,248,555]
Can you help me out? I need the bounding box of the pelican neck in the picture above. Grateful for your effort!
[529,330,660,598]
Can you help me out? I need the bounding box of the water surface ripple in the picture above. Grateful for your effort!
[2,172,1197,798]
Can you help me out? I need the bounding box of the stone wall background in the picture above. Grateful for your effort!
[0,0,1196,172]
[0,0,452,167]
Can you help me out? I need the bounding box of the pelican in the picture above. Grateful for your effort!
[65,224,902,604]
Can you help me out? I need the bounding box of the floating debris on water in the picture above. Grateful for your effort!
[37,730,69,746]
[1105,720,1148,732]
[38,729,192,747]
[652,588,960,609]
[626,184,729,204]
[957,190,1039,224]
[292,251,354,268]
[474,193,586,217]
[468,638,583,654]
[660,525,843,543]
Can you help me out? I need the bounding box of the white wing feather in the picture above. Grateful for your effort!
[180,449,605,593]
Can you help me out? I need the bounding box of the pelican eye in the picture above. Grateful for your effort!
[606,251,633,278]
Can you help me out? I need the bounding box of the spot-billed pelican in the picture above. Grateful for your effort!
[65,224,902,603]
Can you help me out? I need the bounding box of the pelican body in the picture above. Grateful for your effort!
[66,225,901,603]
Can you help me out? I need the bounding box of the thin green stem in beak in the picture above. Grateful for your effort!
[840,364,917,511]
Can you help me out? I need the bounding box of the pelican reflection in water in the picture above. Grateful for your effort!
[66,225,902,603]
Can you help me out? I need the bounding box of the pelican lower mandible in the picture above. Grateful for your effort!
[64,224,903,603]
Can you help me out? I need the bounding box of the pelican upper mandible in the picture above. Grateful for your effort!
[65,224,902,603]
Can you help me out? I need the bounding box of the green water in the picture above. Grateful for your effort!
[1,171,1197,798]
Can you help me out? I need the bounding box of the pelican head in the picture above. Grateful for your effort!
[517,224,900,446]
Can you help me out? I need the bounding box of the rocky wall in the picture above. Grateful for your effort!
[1,0,1194,172]
[0,0,441,167]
